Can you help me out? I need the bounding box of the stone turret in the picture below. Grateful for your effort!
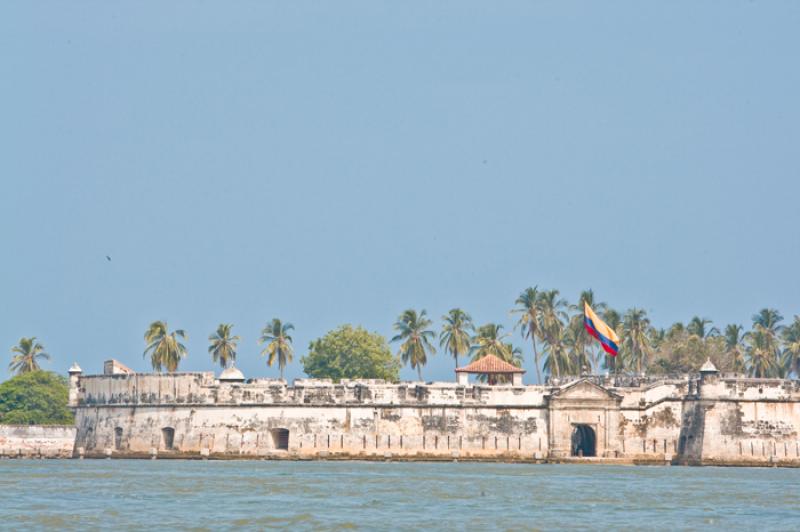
[698,358,721,398]
[68,362,82,407]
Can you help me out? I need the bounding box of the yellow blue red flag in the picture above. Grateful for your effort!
[584,302,620,356]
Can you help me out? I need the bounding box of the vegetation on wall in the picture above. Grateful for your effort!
[0,371,73,425]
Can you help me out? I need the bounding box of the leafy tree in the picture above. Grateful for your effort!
[143,321,188,372]
[208,323,240,369]
[0,371,73,425]
[439,309,474,370]
[301,325,400,382]
[9,337,50,375]
[259,318,294,380]
[512,287,543,384]
[392,309,436,381]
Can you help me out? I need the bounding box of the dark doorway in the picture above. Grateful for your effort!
[571,424,596,457]
[271,428,290,451]
[162,427,175,450]
[114,427,123,450]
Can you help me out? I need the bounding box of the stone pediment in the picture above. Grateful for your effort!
[551,379,621,402]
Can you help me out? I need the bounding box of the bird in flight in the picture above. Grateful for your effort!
[106,256,112,262]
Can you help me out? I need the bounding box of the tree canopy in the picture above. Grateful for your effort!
[302,325,400,382]
[0,371,73,425]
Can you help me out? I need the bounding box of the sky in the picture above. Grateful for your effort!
[1,1,799,384]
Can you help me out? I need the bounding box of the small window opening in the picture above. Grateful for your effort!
[271,428,289,451]
[162,427,175,450]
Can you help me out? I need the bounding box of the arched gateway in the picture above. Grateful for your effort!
[547,379,623,458]
[571,424,596,457]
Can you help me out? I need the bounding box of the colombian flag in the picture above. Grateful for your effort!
[584,303,620,356]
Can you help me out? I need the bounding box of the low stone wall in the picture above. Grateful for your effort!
[0,425,76,458]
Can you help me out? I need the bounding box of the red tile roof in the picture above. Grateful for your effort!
[456,354,525,374]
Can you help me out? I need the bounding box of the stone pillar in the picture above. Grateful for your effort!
[456,372,469,385]
[68,363,82,408]
[512,373,523,386]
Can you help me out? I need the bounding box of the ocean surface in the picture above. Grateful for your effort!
[0,460,798,530]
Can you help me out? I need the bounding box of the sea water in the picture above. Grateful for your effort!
[0,460,798,530]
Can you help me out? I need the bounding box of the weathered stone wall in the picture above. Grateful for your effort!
[0,425,77,458]
[69,370,800,465]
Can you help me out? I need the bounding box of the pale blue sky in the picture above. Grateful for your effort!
[2,1,799,383]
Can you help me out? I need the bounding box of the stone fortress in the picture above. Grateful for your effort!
[63,356,800,466]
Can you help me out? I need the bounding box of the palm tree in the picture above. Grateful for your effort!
[392,309,436,381]
[470,323,512,361]
[745,325,779,378]
[723,324,747,373]
[439,309,474,371]
[208,323,240,369]
[621,308,652,374]
[542,326,570,378]
[781,316,800,378]
[259,319,294,380]
[753,308,784,333]
[9,337,50,375]
[744,309,784,378]
[568,289,607,374]
[143,321,188,372]
[538,289,569,344]
[687,317,719,339]
[512,287,544,384]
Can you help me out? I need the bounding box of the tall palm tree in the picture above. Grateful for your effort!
[744,309,784,378]
[9,337,50,375]
[568,289,607,374]
[621,308,652,374]
[542,326,570,378]
[723,324,746,373]
[745,325,779,378]
[391,309,436,381]
[439,309,474,371]
[753,308,784,333]
[208,323,240,369]
[259,319,294,380]
[687,317,719,339]
[781,316,800,378]
[512,287,543,384]
[143,321,188,372]
[538,289,569,344]
[470,323,512,361]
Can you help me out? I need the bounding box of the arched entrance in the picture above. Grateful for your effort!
[571,424,596,457]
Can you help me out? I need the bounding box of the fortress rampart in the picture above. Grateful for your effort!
[68,363,800,465]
